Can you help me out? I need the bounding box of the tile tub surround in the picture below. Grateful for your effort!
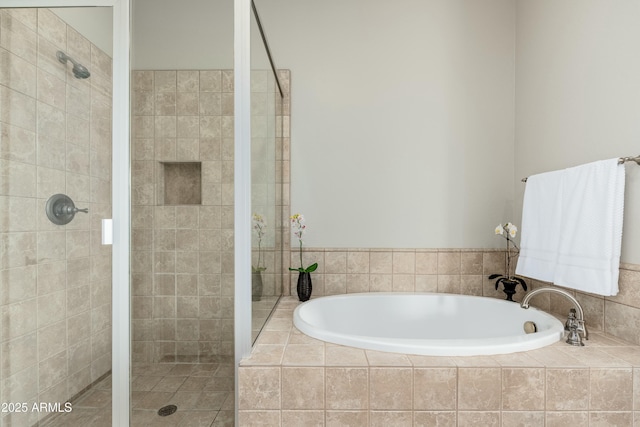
[288,248,640,346]
[239,297,640,426]
[0,9,113,426]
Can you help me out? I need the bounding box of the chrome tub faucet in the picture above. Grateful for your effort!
[520,287,588,346]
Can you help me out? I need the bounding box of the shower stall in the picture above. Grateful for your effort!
[0,0,283,425]
[0,5,116,427]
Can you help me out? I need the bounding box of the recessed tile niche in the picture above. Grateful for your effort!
[159,162,202,205]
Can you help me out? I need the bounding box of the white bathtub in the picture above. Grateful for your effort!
[293,293,564,356]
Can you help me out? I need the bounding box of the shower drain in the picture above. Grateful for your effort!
[158,404,178,417]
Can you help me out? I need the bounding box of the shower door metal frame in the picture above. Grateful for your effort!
[0,1,132,426]
[234,1,252,423]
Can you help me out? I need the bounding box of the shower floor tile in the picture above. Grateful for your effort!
[40,362,234,427]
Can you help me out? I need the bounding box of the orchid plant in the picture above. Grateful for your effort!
[252,213,267,273]
[288,213,318,273]
[489,222,527,297]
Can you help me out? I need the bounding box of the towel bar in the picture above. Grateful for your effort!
[617,155,640,165]
[521,155,640,182]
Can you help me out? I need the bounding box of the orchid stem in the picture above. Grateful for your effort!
[299,240,303,271]
[257,238,262,270]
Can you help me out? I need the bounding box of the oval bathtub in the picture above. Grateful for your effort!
[293,293,564,356]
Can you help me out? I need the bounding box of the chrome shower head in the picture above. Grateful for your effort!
[56,51,91,79]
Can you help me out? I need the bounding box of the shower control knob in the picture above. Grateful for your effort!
[45,194,89,225]
[60,205,89,215]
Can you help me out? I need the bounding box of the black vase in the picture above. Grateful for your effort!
[252,271,263,301]
[501,279,519,301]
[498,278,527,302]
[296,272,312,302]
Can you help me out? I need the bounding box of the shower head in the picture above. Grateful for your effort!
[56,51,90,79]
[71,63,90,79]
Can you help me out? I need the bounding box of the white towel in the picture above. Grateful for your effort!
[553,159,625,296]
[516,158,625,296]
[515,169,564,283]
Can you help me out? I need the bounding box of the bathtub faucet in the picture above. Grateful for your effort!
[520,287,588,346]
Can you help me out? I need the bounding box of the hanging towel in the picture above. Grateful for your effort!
[515,169,564,283]
[553,158,625,296]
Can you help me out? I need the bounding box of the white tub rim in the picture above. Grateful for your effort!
[293,292,564,356]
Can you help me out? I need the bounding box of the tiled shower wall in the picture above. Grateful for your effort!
[131,69,236,363]
[0,8,113,425]
[131,69,290,363]
[288,248,640,345]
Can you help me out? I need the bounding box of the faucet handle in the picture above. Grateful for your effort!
[565,308,577,331]
[566,323,585,346]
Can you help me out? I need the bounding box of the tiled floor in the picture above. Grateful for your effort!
[42,362,234,427]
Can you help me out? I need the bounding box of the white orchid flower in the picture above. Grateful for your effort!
[492,221,520,283]
[289,213,318,274]
[253,213,266,239]
[290,213,307,240]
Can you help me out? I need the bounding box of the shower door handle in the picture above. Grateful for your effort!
[102,219,113,245]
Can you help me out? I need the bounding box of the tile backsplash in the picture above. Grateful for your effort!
[289,248,640,345]
[289,249,507,298]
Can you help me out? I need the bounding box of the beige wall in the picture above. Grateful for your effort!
[514,0,640,264]
[259,0,516,249]
[260,0,640,259]
[52,7,113,56]
[132,0,234,70]
[129,0,640,258]
[0,9,113,425]
[125,0,521,249]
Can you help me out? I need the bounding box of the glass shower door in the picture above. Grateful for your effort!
[0,4,129,426]
[250,0,285,346]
